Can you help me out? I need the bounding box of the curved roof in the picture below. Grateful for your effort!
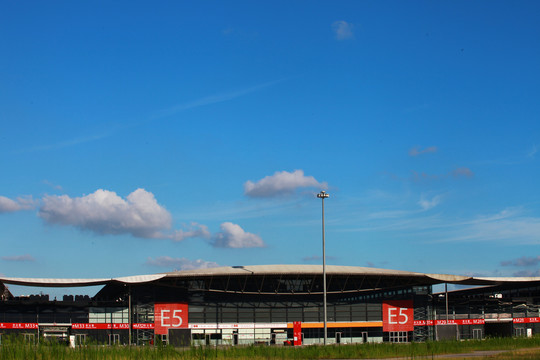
[164,264,425,277]
[168,265,540,286]
[1,265,540,288]
[0,274,167,287]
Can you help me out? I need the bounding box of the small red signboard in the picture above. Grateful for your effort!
[383,300,414,332]
[154,303,188,335]
[293,321,302,346]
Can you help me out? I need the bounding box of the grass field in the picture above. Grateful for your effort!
[1,336,540,359]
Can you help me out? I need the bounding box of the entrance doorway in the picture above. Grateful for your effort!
[361,332,368,343]
[108,334,120,345]
[485,322,512,337]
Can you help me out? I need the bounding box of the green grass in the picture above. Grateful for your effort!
[1,336,540,359]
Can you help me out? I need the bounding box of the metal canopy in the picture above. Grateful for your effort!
[0,274,167,288]
[1,265,539,289]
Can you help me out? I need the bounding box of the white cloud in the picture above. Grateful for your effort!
[332,20,354,40]
[36,189,262,248]
[452,167,474,178]
[409,146,438,157]
[0,195,37,213]
[418,194,442,210]
[341,202,540,247]
[38,189,172,238]
[0,196,23,213]
[153,79,284,120]
[513,269,540,277]
[212,222,265,248]
[167,222,211,242]
[467,217,540,244]
[2,254,35,262]
[146,256,219,270]
[18,133,112,153]
[429,208,540,244]
[501,256,540,267]
[43,180,63,191]
[244,170,326,198]
[411,167,474,182]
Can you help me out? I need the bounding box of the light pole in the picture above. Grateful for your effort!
[317,190,329,345]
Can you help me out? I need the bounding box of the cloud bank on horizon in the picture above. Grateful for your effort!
[2,150,538,278]
[501,256,540,277]
[3,158,538,275]
[2,254,35,262]
[1,168,325,267]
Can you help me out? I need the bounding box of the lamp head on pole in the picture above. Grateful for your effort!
[317,190,329,199]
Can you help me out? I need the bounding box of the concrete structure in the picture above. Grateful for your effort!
[1,265,539,345]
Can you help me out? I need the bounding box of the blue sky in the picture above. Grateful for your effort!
[1,1,540,296]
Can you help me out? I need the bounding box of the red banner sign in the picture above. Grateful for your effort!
[414,319,485,326]
[0,323,38,329]
[72,323,131,330]
[514,317,540,324]
[133,323,155,329]
[154,303,188,335]
[383,300,414,332]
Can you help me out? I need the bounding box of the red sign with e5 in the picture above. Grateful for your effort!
[154,303,189,335]
[383,300,414,332]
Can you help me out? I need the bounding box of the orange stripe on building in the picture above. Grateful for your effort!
[287,321,382,328]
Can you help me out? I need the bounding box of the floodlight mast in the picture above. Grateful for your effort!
[317,190,329,345]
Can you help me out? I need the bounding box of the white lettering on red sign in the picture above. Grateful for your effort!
[383,300,414,332]
[414,319,485,327]
[388,307,409,325]
[154,303,188,335]
[0,323,38,329]
[133,323,154,329]
[160,309,183,327]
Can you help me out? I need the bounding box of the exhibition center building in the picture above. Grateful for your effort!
[1,265,540,346]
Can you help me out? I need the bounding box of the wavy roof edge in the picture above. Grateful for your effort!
[1,265,540,288]
[164,264,426,277]
[0,274,167,287]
